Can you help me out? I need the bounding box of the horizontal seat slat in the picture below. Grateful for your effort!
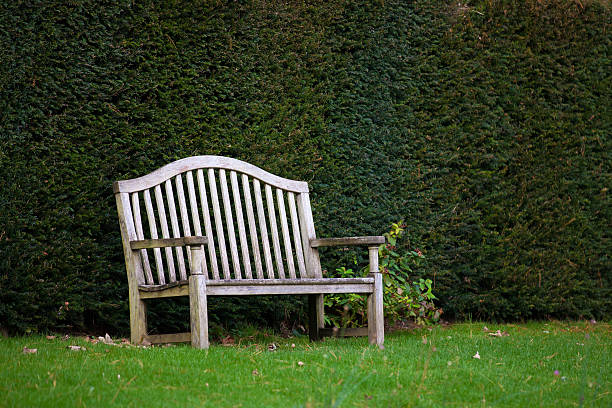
[138,277,374,298]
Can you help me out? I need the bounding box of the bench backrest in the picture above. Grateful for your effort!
[114,156,322,285]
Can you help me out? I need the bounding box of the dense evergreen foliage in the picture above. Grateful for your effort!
[1,0,609,335]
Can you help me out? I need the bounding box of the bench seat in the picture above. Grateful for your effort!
[139,277,374,298]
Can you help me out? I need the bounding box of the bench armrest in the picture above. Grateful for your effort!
[130,236,208,250]
[310,236,385,248]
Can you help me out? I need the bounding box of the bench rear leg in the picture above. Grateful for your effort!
[308,294,324,341]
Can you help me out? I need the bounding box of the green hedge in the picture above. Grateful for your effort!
[1,0,609,335]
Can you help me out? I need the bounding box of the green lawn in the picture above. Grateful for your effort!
[1,321,609,407]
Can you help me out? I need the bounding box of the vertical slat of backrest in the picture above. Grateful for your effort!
[186,171,209,278]
[276,189,296,279]
[219,169,242,279]
[253,179,275,279]
[154,185,177,282]
[208,169,231,279]
[164,180,188,281]
[116,192,146,285]
[143,189,166,284]
[287,192,306,278]
[174,175,192,270]
[265,184,285,279]
[131,192,154,284]
[242,175,264,279]
[197,169,220,280]
[231,171,253,279]
[296,192,322,278]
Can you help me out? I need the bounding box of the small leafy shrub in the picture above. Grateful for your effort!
[325,222,442,328]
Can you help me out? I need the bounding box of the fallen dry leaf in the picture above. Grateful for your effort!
[473,351,481,359]
[421,336,427,345]
[221,335,235,346]
[67,345,86,351]
[141,339,152,347]
[483,326,490,332]
[46,335,56,340]
[23,347,37,354]
[252,369,260,376]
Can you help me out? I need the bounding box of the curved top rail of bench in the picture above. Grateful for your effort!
[113,156,309,194]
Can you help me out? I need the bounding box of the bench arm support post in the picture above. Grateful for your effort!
[367,246,384,347]
[189,246,209,349]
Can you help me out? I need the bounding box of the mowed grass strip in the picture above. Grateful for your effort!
[1,322,609,407]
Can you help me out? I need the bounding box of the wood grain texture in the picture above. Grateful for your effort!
[115,192,147,343]
[287,192,306,278]
[242,175,264,279]
[197,169,220,280]
[254,179,274,279]
[143,189,165,285]
[189,273,209,349]
[114,156,309,194]
[186,171,208,277]
[231,171,252,279]
[131,192,154,284]
[310,236,385,248]
[220,169,242,279]
[209,169,231,279]
[265,184,285,279]
[144,332,191,344]
[165,180,187,281]
[130,236,208,250]
[155,184,176,282]
[175,175,193,270]
[277,188,296,279]
[296,193,322,278]
[368,246,384,346]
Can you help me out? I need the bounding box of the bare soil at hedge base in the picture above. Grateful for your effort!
[0,0,609,335]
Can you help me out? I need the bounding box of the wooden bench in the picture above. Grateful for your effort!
[114,156,384,348]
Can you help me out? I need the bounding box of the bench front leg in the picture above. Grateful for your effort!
[189,246,209,349]
[367,246,384,347]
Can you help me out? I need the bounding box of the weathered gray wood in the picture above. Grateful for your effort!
[208,169,231,279]
[164,180,187,281]
[197,169,219,280]
[174,174,193,270]
[114,156,309,194]
[116,156,385,348]
[254,179,274,279]
[310,236,385,248]
[143,189,165,285]
[242,175,264,279]
[144,332,191,344]
[287,192,306,278]
[131,192,154,285]
[140,277,374,291]
[189,246,208,349]
[320,327,369,337]
[130,236,208,250]
[277,189,296,279]
[155,185,177,282]
[116,192,147,344]
[231,171,252,279]
[220,169,242,279]
[265,184,285,279]
[186,171,208,277]
[367,246,384,346]
[296,192,322,278]
[140,281,374,298]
